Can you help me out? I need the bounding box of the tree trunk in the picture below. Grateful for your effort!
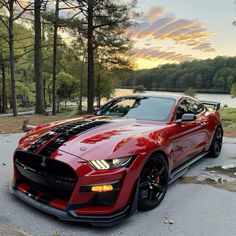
[9,0,17,116]
[34,0,45,114]
[97,65,101,107]
[1,63,7,113]
[87,0,94,113]
[42,19,47,109]
[48,83,51,104]
[52,0,59,115]
[57,100,60,113]
[43,77,47,108]
[0,94,2,112]
[79,56,85,112]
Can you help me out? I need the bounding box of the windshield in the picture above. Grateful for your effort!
[96,97,175,122]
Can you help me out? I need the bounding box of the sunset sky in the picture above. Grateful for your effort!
[129,0,236,69]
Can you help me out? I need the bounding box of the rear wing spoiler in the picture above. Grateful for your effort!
[200,100,220,111]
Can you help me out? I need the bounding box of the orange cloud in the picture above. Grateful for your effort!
[136,18,176,39]
[128,6,215,54]
[132,48,194,63]
[144,7,167,20]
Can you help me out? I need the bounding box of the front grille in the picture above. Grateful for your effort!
[14,151,77,200]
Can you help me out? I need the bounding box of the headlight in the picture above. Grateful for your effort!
[89,156,134,170]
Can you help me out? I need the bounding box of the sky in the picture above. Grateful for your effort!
[129,0,236,69]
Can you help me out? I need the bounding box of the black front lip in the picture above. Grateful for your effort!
[10,179,139,226]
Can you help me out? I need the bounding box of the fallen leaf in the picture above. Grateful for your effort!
[164,217,174,224]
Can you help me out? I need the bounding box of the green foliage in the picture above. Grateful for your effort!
[231,83,236,98]
[220,108,236,131]
[0,1,134,114]
[16,81,35,102]
[57,72,79,101]
[122,56,236,93]
[133,85,145,93]
[96,70,116,100]
[184,87,197,98]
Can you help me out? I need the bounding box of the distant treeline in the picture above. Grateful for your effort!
[121,56,236,93]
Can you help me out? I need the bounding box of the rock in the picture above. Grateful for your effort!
[164,217,174,224]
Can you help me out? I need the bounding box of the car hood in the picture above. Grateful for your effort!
[19,116,166,162]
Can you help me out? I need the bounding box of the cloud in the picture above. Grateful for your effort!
[192,42,215,52]
[144,7,167,20]
[132,48,194,63]
[128,5,215,55]
[136,18,176,39]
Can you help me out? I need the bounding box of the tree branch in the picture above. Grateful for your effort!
[13,1,35,21]
[0,16,9,30]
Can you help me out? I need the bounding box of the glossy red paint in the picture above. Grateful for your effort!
[11,95,222,224]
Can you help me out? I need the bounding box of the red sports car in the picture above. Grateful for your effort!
[10,94,223,226]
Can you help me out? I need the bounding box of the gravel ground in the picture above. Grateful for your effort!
[0,133,236,236]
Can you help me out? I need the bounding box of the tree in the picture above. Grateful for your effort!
[94,42,132,106]
[231,83,236,98]
[43,1,85,114]
[57,71,78,110]
[184,87,197,98]
[212,73,225,89]
[52,0,60,115]
[0,47,6,113]
[0,0,33,116]
[133,85,145,93]
[121,56,236,94]
[67,0,134,113]
[34,0,45,114]
[227,75,234,90]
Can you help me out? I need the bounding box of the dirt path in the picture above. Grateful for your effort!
[0,115,73,134]
[0,224,31,236]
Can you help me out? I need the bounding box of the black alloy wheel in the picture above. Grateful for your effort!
[138,154,169,211]
[209,126,223,158]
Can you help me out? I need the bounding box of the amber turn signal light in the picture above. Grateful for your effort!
[91,184,113,192]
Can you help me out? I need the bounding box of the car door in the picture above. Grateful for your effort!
[171,98,208,168]
[187,98,209,154]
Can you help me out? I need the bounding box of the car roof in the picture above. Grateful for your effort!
[115,92,184,101]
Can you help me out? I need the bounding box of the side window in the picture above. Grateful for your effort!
[99,98,135,117]
[175,99,189,120]
[175,99,204,120]
[187,99,204,115]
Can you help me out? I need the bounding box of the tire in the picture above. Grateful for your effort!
[138,153,169,211]
[209,126,223,158]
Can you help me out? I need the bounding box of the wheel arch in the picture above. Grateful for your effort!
[149,150,169,169]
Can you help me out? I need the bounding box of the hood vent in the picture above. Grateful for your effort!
[27,120,109,157]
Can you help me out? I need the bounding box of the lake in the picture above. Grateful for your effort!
[114,89,236,108]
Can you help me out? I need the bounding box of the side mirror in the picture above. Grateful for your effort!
[176,113,196,124]
[181,113,196,122]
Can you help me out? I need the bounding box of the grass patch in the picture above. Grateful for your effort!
[220,108,236,131]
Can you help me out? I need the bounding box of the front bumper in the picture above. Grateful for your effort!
[10,179,139,226]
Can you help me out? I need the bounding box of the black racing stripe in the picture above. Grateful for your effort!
[38,120,109,157]
[37,194,54,205]
[51,121,86,133]
[27,132,57,153]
